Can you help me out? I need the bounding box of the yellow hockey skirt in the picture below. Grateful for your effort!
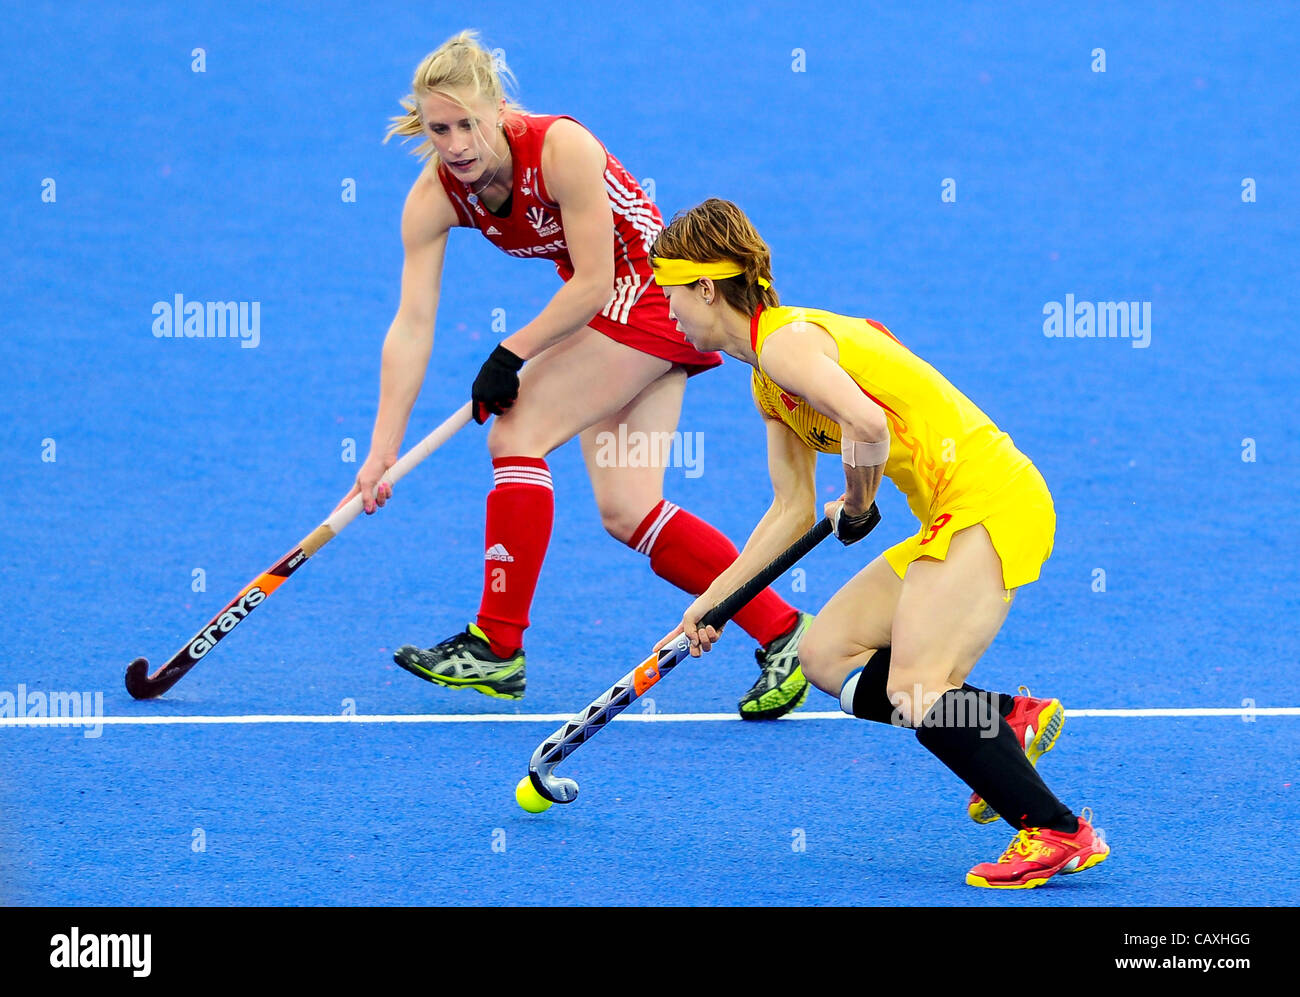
[883,466,1056,591]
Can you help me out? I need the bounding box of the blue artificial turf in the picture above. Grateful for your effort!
[1,0,1296,906]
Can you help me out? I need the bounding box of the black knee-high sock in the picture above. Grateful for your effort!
[845,648,1015,725]
[915,689,1076,832]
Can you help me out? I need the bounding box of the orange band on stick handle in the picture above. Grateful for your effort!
[632,653,664,696]
[526,515,846,806]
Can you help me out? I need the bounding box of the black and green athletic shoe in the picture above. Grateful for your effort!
[394,624,526,700]
[738,611,814,720]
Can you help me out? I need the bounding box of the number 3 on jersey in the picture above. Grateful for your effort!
[919,513,953,546]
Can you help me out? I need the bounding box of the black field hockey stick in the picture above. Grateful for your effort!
[125,402,473,699]
[526,506,879,804]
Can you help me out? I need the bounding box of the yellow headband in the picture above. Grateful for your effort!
[651,257,771,289]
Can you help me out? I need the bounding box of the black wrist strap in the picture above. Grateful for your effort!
[840,505,880,530]
[490,344,524,371]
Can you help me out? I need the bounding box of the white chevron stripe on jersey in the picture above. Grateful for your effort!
[604,183,658,222]
[620,275,646,323]
[601,282,622,320]
[602,275,645,324]
[609,200,660,253]
[605,172,661,251]
[603,169,651,208]
[603,175,660,229]
[605,190,660,230]
[610,226,635,282]
[615,278,635,323]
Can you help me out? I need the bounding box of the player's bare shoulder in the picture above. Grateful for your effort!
[764,319,840,369]
[401,168,460,248]
[540,118,608,198]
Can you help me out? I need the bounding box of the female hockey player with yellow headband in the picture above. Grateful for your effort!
[649,198,1109,889]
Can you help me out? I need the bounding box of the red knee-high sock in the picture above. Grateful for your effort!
[475,457,554,656]
[628,500,799,648]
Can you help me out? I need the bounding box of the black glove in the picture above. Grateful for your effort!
[831,502,881,546]
[472,344,525,425]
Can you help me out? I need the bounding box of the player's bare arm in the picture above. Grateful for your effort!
[349,175,456,512]
[498,119,615,361]
[673,416,817,656]
[761,321,889,522]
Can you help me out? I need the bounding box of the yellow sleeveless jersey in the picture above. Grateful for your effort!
[750,305,1034,521]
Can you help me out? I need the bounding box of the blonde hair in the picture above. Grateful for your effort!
[651,198,780,314]
[384,30,526,166]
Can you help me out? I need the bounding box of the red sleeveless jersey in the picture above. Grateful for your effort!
[436,113,720,374]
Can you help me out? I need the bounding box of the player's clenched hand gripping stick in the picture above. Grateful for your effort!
[124,403,474,699]
[523,507,878,807]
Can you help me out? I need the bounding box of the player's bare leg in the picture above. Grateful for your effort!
[875,525,1105,887]
[887,524,1012,725]
[809,528,1069,829]
[797,554,900,697]
[580,367,812,719]
[397,328,804,710]
[489,326,672,460]
[579,365,683,545]
[394,327,676,696]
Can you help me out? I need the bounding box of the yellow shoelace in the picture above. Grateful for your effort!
[999,829,1054,864]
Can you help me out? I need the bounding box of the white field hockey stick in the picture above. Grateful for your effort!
[125,403,473,699]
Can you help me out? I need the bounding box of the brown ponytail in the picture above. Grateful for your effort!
[651,198,779,315]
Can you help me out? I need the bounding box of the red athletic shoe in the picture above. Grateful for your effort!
[968,687,1065,824]
[966,809,1110,889]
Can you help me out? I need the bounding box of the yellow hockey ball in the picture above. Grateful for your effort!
[515,775,553,813]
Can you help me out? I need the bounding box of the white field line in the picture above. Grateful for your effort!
[1,707,1298,728]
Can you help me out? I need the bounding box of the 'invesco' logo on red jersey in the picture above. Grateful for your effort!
[506,239,569,258]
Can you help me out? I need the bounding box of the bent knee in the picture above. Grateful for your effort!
[486,424,524,460]
[798,626,848,693]
[601,511,644,546]
[597,499,658,546]
[487,413,547,459]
